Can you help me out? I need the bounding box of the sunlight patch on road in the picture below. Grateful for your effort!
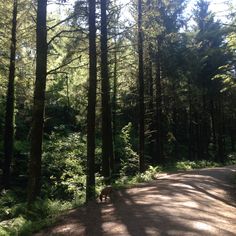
[156,195,171,201]
[181,200,199,208]
[193,221,215,232]
[102,222,129,235]
[170,183,195,189]
[55,223,83,234]
[145,226,159,235]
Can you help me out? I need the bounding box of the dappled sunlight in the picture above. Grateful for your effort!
[145,226,160,235]
[35,166,236,236]
[170,182,195,189]
[101,221,129,235]
[193,222,216,232]
[54,223,85,235]
[181,200,199,208]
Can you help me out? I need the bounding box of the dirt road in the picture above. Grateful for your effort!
[35,166,236,236]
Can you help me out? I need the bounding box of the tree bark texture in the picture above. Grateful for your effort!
[138,0,145,172]
[3,0,18,189]
[86,0,97,202]
[101,0,114,178]
[27,0,47,204]
[112,36,118,168]
[155,39,163,164]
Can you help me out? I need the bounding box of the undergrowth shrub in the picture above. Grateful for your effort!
[117,123,139,176]
[0,194,72,236]
[170,160,220,171]
[42,132,87,202]
[114,165,161,187]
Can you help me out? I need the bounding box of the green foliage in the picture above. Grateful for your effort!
[117,123,139,176]
[164,160,220,171]
[114,165,161,188]
[42,131,87,202]
[0,191,73,236]
[133,166,162,183]
[225,153,236,165]
[176,160,219,170]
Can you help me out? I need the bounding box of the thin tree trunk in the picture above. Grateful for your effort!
[187,78,194,160]
[66,75,70,108]
[27,0,47,204]
[148,45,154,162]
[210,99,217,155]
[2,0,18,189]
[101,0,114,178]
[230,129,235,152]
[138,0,145,172]
[201,92,210,159]
[217,99,224,162]
[112,35,118,168]
[86,0,97,202]
[229,117,235,152]
[146,0,154,162]
[155,39,163,164]
[172,108,179,160]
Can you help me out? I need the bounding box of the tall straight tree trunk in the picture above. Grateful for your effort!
[229,117,235,152]
[201,91,210,159]
[138,0,145,172]
[217,95,225,163]
[2,0,18,189]
[112,35,118,168]
[187,77,193,160]
[148,45,154,162]
[146,0,154,162]
[210,99,217,155]
[155,39,163,164]
[27,0,47,204]
[86,0,97,202]
[101,0,114,178]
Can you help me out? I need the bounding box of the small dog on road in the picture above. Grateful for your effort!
[99,186,112,202]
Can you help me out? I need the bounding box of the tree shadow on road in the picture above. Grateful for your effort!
[35,166,236,236]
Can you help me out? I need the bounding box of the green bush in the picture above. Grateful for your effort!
[0,197,73,236]
[225,153,236,165]
[173,160,219,171]
[117,123,139,176]
[42,132,87,201]
[114,165,161,187]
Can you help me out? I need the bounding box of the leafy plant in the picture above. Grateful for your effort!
[118,123,139,176]
[42,132,87,201]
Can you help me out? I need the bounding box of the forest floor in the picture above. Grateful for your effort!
[35,165,236,236]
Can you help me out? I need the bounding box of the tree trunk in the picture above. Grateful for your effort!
[210,99,217,155]
[112,34,118,169]
[146,0,154,163]
[148,45,154,162]
[229,118,235,152]
[201,92,210,159]
[187,78,194,161]
[101,0,114,178]
[86,0,97,202]
[138,0,145,172]
[155,39,163,164]
[27,0,47,204]
[216,95,225,163]
[2,0,18,189]
[172,108,179,160]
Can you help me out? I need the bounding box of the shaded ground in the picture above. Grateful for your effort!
[35,166,236,236]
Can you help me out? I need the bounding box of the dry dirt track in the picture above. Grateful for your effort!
[35,166,236,236]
